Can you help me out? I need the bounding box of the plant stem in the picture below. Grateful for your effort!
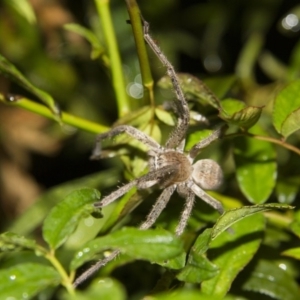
[249,133,300,156]
[125,0,155,108]
[94,0,130,117]
[45,250,75,295]
[225,131,300,156]
[0,94,109,134]
[235,32,264,88]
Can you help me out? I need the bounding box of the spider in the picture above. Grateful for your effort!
[73,20,225,287]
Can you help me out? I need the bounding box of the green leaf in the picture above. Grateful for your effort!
[0,263,60,299]
[155,290,215,300]
[234,125,277,204]
[211,203,293,240]
[204,75,236,100]
[158,252,187,270]
[70,227,184,271]
[177,255,218,283]
[220,98,246,116]
[42,188,101,250]
[0,53,60,119]
[176,230,219,283]
[4,0,36,24]
[276,177,300,204]
[282,247,300,260]
[289,210,300,238]
[8,170,119,236]
[0,232,45,255]
[177,230,219,283]
[155,107,175,126]
[220,99,262,129]
[177,204,293,284]
[114,105,152,127]
[281,107,300,137]
[242,260,300,300]
[201,214,265,298]
[64,23,108,62]
[158,73,222,110]
[185,129,216,151]
[64,278,126,300]
[273,80,300,137]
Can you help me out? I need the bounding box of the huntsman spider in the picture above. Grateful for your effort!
[74,20,225,287]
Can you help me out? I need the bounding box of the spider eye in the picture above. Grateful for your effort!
[192,159,223,190]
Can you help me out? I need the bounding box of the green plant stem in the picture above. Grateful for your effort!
[94,0,130,117]
[225,131,300,156]
[235,32,264,88]
[45,251,75,295]
[0,94,109,134]
[125,0,155,108]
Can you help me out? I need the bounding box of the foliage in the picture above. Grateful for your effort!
[0,0,300,299]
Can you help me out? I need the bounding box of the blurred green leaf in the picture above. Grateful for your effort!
[155,107,175,126]
[282,247,300,260]
[201,214,265,298]
[64,278,126,300]
[155,290,215,300]
[273,80,300,137]
[42,188,101,250]
[0,263,60,299]
[8,170,120,236]
[242,260,300,300]
[289,210,300,238]
[64,23,108,62]
[288,39,300,80]
[234,125,277,204]
[0,53,60,119]
[114,105,152,127]
[276,177,300,204]
[144,122,162,145]
[204,75,236,100]
[0,232,44,255]
[5,0,36,24]
[70,227,184,271]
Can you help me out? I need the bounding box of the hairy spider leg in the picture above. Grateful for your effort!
[73,185,222,287]
[91,125,161,159]
[143,21,190,149]
[73,249,121,288]
[74,185,176,288]
[94,165,177,208]
[139,185,176,230]
[191,183,224,214]
[175,185,196,236]
[188,125,225,160]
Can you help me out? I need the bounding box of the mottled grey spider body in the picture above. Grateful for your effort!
[74,20,225,287]
[91,123,224,236]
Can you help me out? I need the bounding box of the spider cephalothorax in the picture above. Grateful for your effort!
[74,19,225,287]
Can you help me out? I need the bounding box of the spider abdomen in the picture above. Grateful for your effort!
[192,159,223,190]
